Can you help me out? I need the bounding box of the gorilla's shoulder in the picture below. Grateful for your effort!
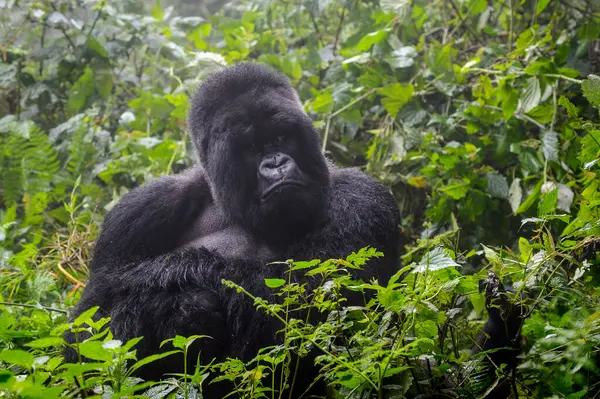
[99,166,211,246]
[327,166,400,233]
[329,166,393,200]
[121,166,209,202]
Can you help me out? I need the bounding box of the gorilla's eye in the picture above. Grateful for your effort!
[273,134,285,146]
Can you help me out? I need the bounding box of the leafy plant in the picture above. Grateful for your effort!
[1,0,600,397]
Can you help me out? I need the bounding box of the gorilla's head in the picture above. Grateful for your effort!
[188,63,330,245]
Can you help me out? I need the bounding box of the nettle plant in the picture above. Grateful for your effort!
[0,247,501,398]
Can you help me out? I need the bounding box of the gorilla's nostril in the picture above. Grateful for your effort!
[264,153,290,169]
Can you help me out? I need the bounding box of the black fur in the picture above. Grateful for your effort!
[66,63,523,398]
[67,64,401,396]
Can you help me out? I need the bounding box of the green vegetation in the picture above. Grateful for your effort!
[1,0,599,397]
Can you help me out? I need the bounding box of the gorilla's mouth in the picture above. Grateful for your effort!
[262,180,306,200]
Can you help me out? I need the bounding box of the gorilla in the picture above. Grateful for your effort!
[66,63,523,398]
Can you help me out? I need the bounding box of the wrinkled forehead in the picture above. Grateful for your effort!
[227,87,310,133]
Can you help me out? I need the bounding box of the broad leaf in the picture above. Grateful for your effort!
[582,75,600,107]
[541,130,559,162]
[538,189,558,217]
[151,0,164,21]
[380,0,411,20]
[78,341,113,362]
[265,278,286,288]
[0,350,34,369]
[516,180,543,214]
[87,37,108,58]
[486,172,509,199]
[26,337,65,349]
[413,247,459,273]
[440,182,469,200]
[536,0,550,15]
[379,84,414,117]
[579,130,600,164]
[385,46,417,69]
[508,178,523,214]
[521,77,541,113]
[129,350,180,375]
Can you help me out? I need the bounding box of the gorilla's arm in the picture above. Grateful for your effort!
[70,246,283,387]
[92,167,209,268]
[474,272,525,395]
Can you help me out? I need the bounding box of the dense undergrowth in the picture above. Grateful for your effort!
[0,0,599,397]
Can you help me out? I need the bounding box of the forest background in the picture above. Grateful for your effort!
[1,0,600,397]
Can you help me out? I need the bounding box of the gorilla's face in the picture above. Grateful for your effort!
[189,65,330,245]
[230,101,330,243]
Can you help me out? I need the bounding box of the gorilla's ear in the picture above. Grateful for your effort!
[187,63,298,155]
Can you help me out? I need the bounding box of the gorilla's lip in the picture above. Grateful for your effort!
[262,180,306,200]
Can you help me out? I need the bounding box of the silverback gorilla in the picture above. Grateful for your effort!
[66,63,523,398]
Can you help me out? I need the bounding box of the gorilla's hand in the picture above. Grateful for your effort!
[476,271,525,387]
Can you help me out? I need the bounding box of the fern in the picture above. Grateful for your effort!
[0,116,59,205]
[65,124,99,179]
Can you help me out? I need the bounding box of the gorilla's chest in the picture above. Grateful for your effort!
[177,202,275,260]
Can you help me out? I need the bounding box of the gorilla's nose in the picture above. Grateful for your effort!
[259,152,293,181]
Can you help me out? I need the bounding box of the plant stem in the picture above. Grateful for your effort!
[0,301,67,314]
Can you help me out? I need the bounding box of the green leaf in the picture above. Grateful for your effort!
[289,259,321,270]
[508,178,522,214]
[73,306,99,327]
[486,172,509,199]
[343,53,371,64]
[440,182,469,200]
[582,75,600,107]
[415,320,438,339]
[377,288,405,312]
[152,0,164,21]
[385,46,417,69]
[470,292,486,314]
[558,95,579,118]
[77,341,113,362]
[380,0,411,19]
[355,30,389,52]
[169,335,187,349]
[0,349,35,369]
[538,189,558,217]
[59,362,105,375]
[87,37,108,58]
[265,278,286,288]
[470,0,487,14]
[521,77,541,113]
[579,130,600,164]
[536,0,550,15]
[541,130,559,162]
[94,68,113,99]
[68,68,94,114]
[516,180,543,214]
[413,247,459,273]
[379,84,414,118]
[524,59,552,75]
[26,337,65,348]
[0,370,15,389]
[473,75,493,100]
[128,350,179,375]
[527,103,554,124]
[501,86,519,120]
[102,340,122,350]
[309,91,333,113]
[427,44,453,77]
[281,58,302,82]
